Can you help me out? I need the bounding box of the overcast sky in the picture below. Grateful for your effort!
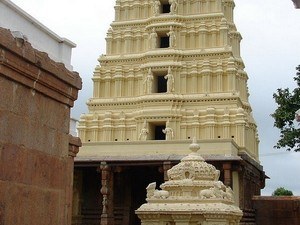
[10,0,300,195]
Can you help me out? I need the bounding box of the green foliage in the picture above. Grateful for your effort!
[272,187,293,196]
[271,65,300,152]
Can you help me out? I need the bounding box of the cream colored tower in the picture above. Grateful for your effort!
[77,0,259,162]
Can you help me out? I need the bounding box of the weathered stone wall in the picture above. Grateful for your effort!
[253,196,300,225]
[0,27,82,225]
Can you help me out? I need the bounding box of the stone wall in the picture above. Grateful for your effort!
[0,27,82,225]
[253,196,300,225]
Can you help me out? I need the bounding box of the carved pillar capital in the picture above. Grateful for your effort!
[98,161,109,171]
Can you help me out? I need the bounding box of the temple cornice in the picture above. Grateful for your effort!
[0,28,82,107]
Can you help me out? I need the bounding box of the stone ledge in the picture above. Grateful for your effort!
[0,27,82,107]
[75,154,242,163]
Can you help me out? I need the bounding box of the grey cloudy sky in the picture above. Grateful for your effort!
[11,0,300,195]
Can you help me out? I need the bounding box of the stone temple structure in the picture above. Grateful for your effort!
[74,0,265,225]
[136,139,243,225]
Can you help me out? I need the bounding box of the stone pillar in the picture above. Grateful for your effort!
[116,36,122,54]
[223,162,232,187]
[189,28,195,49]
[127,74,134,96]
[211,23,217,47]
[199,22,206,49]
[222,110,231,139]
[114,76,123,97]
[202,60,211,93]
[115,3,121,21]
[163,161,172,181]
[103,112,113,141]
[136,33,142,53]
[191,70,198,93]
[192,110,200,138]
[90,115,98,141]
[93,78,100,98]
[215,72,222,93]
[235,108,246,147]
[232,171,240,207]
[98,162,114,225]
[106,36,113,55]
[220,18,229,48]
[72,169,83,225]
[124,32,132,53]
[227,58,237,92]
[205,107,215,139]
[104,76,111,97]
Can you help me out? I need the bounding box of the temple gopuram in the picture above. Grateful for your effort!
[74,1,266,225]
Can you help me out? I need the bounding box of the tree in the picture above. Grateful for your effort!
[271,65,300,152]
[272,187,293,196]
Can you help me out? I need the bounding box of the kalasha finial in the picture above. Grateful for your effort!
[182,137,204,162]
[189,137,200,153]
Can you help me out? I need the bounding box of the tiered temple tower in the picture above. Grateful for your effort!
[74,1,265,225]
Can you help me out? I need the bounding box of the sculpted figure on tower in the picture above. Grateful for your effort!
[139,120,149,140]
[153,0,161,16]
[144,68,154,94]
[167,26,176,48]
[169,0,178,14]
[149,28,157,49]
[164,66,175,93]
[163,120,174,140]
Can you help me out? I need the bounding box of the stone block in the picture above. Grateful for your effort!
[0,77,14,111]
[0,143,69,190]
[2,182,61,225]
[36,94,70,133]
[0,109,69,157]
[0,110,9,142]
